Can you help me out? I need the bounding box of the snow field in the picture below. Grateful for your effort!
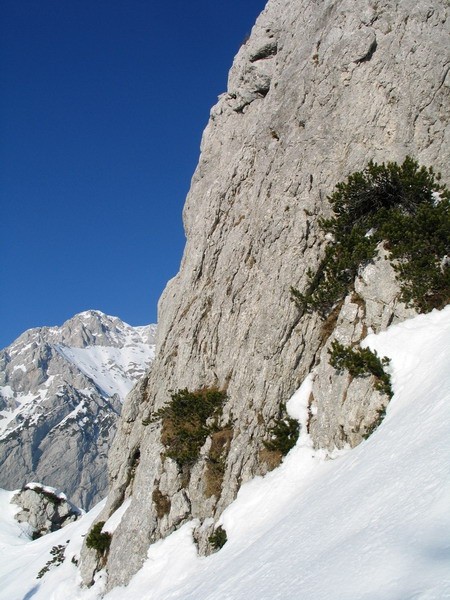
[1,307,449,600]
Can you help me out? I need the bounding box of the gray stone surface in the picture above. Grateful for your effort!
[0,311,156,509]
[309,249,416,450]
[12,483,81,537]
[80,0,449,589]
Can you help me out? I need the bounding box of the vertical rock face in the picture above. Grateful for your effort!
[82,0,449,589]
[0,311,156,509]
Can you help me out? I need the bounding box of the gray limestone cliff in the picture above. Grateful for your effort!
[80,0,449,589]
[0,311,156,509]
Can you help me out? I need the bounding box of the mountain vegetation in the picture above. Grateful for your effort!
[152,388,228,468]
[291,157,450,315]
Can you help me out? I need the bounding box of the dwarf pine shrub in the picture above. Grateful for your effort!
[264,413,300,455]
[153,387,227,468]
[209,525,227,550]
[328,340,392,398]
[291,157,450,315]
[86,522,111,556]
[36,544,66,579]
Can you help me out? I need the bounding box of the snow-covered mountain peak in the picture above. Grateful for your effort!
[61,310,156,348]
[0,311,157,508]
[10,310,157,350]
[1,311,156,402]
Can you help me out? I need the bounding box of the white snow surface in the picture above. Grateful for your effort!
[25,482,69,502]
[56,342,155,401]
[1,307,449,600]
[22,483,83,514]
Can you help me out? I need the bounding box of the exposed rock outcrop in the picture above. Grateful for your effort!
[81,0,449,589]
[308,248,416,450]
[0,311,156,509]
[12,482,81,538]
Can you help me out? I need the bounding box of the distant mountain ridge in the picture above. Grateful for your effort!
[0,310,156,509]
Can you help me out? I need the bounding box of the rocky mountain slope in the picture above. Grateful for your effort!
[0,311,156,509]
[81,0,449,590]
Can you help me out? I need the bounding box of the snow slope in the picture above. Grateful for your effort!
[1,307,449,600]
[56,342,155,401]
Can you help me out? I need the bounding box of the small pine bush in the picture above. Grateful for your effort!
[291,157,450,315]
[209,525,227,550]
[328,340,392,398]
[153,388,227,468]
[36,544,66,579]
[264,413,300,455]
[381,200,450,311]
[86,522,111,556]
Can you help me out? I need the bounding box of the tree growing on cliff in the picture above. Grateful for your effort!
[291,157,450,315]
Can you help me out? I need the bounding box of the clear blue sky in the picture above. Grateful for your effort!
[0,0,267,348]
